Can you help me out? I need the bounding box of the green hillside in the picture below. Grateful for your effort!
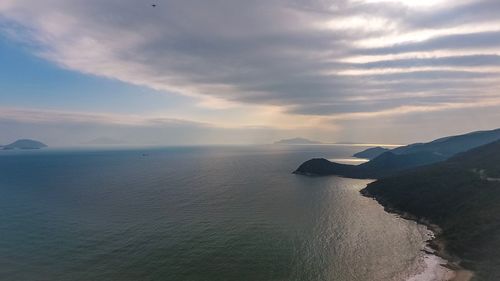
[362,141,500,281]
[294,128,500,179]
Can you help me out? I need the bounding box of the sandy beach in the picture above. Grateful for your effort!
[450,270,474,281]
[395,215,474,281]
[405,245,474,281]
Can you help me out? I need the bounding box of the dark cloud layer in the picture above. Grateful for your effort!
[1,0,500,144]
[359,31,500,55]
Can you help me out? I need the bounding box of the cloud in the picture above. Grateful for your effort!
[1,0,500,124]
[404,0,500,29]
[327,98,500,120]
[0,107,303,145]
[354,54,500,69]
[358,31,500,55]
[0,107,209,127]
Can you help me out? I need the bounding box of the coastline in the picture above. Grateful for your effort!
[451,270,474,281]
[360,189,474,281]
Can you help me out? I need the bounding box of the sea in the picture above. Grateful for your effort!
[0,145,451,281]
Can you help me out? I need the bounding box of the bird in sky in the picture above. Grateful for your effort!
[152,4,157,7]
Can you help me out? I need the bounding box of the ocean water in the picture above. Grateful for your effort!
[0,145,432,281]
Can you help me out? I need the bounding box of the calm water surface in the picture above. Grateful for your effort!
[0,145,427,281]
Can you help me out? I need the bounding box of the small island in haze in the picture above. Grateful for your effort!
[1,139,47,150]
[274,137,322,145]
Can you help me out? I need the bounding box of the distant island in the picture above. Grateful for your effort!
[1,139,47,150]
[274,137,322,145]
[294,128,500,178]
[352,146,389,160]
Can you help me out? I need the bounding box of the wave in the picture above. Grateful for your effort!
[405,226,455,281]
[407,252,455,281]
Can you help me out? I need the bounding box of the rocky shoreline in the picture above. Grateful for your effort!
[360,188,474,281]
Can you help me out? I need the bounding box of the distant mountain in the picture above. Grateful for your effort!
[353,147,389,159]
[294,151,446,178]
[294,128,500,178]
[361,140,500,280]
[2,139,47,150]
[274,137,322,145]
[391,128,500,157]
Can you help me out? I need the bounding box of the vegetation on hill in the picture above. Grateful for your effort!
[361,140,500,281]
[294,151,446,178]
[391,128,500,157]
[294,128,500,179]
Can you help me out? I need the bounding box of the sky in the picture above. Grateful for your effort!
[1,0,500,146]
